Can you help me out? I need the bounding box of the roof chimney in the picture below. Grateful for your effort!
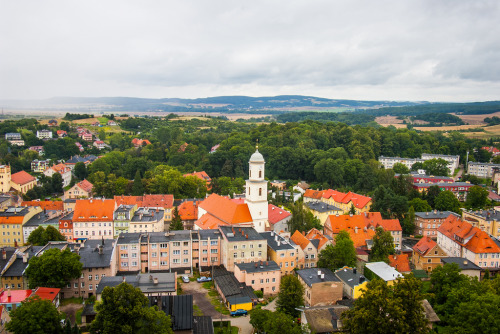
[2,249,5,260]
[150,275,153,281]
[320,274,324,280]
[154,277,158,285]
[353,268,357,274]
[317,269,321,276]
[22,252,29,263]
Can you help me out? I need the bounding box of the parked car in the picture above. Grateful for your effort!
[197,276,212,283]
[230,309,248,316]
[182,276,190,283]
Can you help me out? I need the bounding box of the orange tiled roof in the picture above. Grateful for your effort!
[33,287,60,302]
[73,199,115,222]
[22,200,64,211]
[305,228,330,250]
[178,201,199,221]
[388,254,411,273]
[0,215,24,224]
[291,230,311,250]
[76,179,93,193]
[198,194,252,225]
[413,236,437,256]
[268,204,291,224]
[114,195,173,209]
[373,219,402,232]
[438,215,500,254]
[183,171,211,182]
[304,189,325,200]
[10,171,36,185]
[347,228,376,248]
[50,163,69,173]
[194,213,229,230]
[325,215,367,234]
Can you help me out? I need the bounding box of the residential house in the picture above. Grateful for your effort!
[0,305,10,333]
[21,200,64,212]
[388,254,411,274]
[22,210,64,242]
[407,173,454,184]
[305,228,333,253]
[44,163,72,187]
[415,211,458,238]
[437,215,500,269]
[131,138,151,148]
[48,120,58,127]
[334,267,369,299]
[210,144,220,154]
[5,133,24,146]
[293,181,309,194]
[107,120,117,126]
[149,295,195,332]
[36,130,52,139]
[234,260,281,295]
[81,132,93,141]
[177,200,200,230]
[441,257,482,279]
[270,180,286,190]
[59,212,74,241]
[303,189,325,203]
[96,273,176,300]
[183,171,211,190]
[0,206,42,247]
[267,204,292,233]
[75,142,84,152]
[413,182,473,201]
[370,219,403,251]
[65,155,92,170]
[56,130,67,138]
[28,146,44,155]
[261,231,297,275]
[10,171,37,194]
[412,236,447,272]
[114,194,174,222]
[64,179,94,199]
[212,266,256,312]
[1,246,42,290]
[305,201,342,225]
[32,287,61,307]
[113,205,137,237]
[61,239,117,299]
[291,231,318,269]
[467,162,500,178]
[297,268,343,307]
[130,207,165,233]
[364,262,403,285]
[93,140,106,150]
[31,159,50,173]
[73,199,116,242]
[0,287,60,313]
[300,306,350,334]
[0,197,13,210]
[322,190,372,214]
[463,209,500,238]
[380,154,459,174]
[220,226,266,272]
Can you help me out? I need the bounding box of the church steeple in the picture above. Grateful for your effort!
[245,146,268,232]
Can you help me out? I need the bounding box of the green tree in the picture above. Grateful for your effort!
[25,248,82,289]
[342,275,429,334]
[74,162,87,180]
[276,275,304,318]
[402,206,416,235]
[465,185,489,210]
[318,230,356,271]
[287,200,321,233]
[6,295,64,334]
[348,203,356,215]
[408,198,432,212]
[170,206,183,230]
[435,190,461,213]
[370,227,395,262]
[263,311,302,334]
[423,158,449,176]
[425,184,441,208]
[27,226,66,246]
[429,263,467,305]
[250,308,272,333]
[51,173,64,193]
[132,170,144,196]
[90,282,173,334]
[392,162,410,174]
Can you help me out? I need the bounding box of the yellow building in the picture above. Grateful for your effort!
[10,171,37,195]
[321,189,372,214]
[462,209,500,238]
[227,296,253,312]
[0,166,11,193]
[0,206,42,247]
[335,267,369,299]
[261,231,297,275]
[304,201,342,226]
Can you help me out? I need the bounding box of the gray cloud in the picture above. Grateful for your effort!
[1,0,499,102]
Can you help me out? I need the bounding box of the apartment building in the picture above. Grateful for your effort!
[73,199,116,242]
[297,268,343,307]
[267,204,292,233]
[64,179,94,199]
[462,209,500,238]
[44,164,72,187]
[467,162,500,178]
[437,215,500,269]
[114,195,174,222]
[380,154,459,174]
[261,231,298,275]
[234,261,281,296]
[415,211,458,238]
[413,182,473,201]
[59,212,74,242]
[305,201,342,225]
[113,205,137,237]
[36,130,53,139]
[220,226,267,272]
[31,159,50,173]
[0,206,42,247]
[321,189,372,214]
[129,207,165,233]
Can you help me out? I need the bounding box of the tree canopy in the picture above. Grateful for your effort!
[434,190,461,213]
[318,230,356,271]
[7,295,63,334]
[25,248,82,289]
[370,227,395,262]
[27,225,66,246]
[276,275,304,318]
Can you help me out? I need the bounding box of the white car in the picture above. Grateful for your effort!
[182,276,190,283]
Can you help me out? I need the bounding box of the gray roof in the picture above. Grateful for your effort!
[193,316,214,334]
[413,182,473,188]
[149,295,193,331]
[116,233,142,245]
[136,273,176,294]
[219,226,264,242]
[0,196,11,204]
[335,268,368,288]
[226,296,252,305]
[415,211,457,219]
[66,156,89,164]
[213,267,256,300]
[24,211,62,227]
[465,209,500,221]
[297,268,339,287]
[79,239,115,269]
[260,232,294,251]
[441,257,481,271]
[365,262,403,281]
[0,247,16,272]
[96,276,139,294]
[0,207,31,217]
[131,207,164,222]
[2,257,28,277]
[235,261,280,274]
[306,201,341,213]
[198,229,221,240]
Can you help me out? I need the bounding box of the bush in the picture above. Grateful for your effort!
[254,290,264,298]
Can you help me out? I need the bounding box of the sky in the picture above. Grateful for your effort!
[1,0,499,102]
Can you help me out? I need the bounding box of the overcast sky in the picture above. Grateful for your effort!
[1,0,499,102]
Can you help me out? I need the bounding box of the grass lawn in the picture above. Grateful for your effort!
[214,325,239,334]
[61,297,83,306]
[75,308,83,325]
[193,304,203,316]
[97,117,109,125]
[202,282,230,315]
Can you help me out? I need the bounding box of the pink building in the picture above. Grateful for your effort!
[234,261,281,296]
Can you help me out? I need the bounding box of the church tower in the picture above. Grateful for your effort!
[245,145,268,232]
[0,165,11,193]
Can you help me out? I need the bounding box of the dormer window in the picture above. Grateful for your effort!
[90,215,97,219]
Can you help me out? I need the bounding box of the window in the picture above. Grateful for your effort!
[160,243,168,248]
[280,253,285,257]
[131,253,137,258]
[211,257,217,262]
[161,261,168,266]
[250,251,254,256]
[173,242,180,247]
[183,250,189,255]
[161,252,167,257]
[242,244,246,249]
[132,261,138,266]
[183,258,188,263]
[258,251,262,256]
[258,244,262,248]
[152,252,157,257]
[266,278,269,283]
[259,188,262,196]
[184,242,189,246]
[89,275,92,281]
[89,284,93,291]
[291,261,294,266]
[81,282,85,288]
[202,241,208,246]
[234,245,238,250]
[121,254,128,258]
[241,252,244,257]
[173,250,180,255]
[250,244,254,249]
[121,262,128,267]
[95,275,99,280]
[272,287,275,292]
[202,258,208,262]
[260,279,263,283]
[272,278,276,283]
[74,283,78,288]
[152,261,157,266]
[233,253,237,258]
[202,250,208,254]
[251,280,255,284]
[285,262,288,267]
[173,259,180,264]
[211,249,218,254]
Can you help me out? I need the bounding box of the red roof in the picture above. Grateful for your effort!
[76,179,93,193]
[114,195,174,209]
[321,189,372,209]
[194,213,229,230]
[304,189,325,200]
[50,163,69,174]
[10,171,36,185]
[73,199,116,222]
[372,219,402,232]
[347,228,376,248]
[183,171,211,182]
[132,138,151,147]
[33,287,60,302]
[291,231,311,250]
[438,215,500,254]
[268,204,291,224]
[178,201,199,221]
[388,254,411,273]
[22,200,64,211]
[197,194,253,225]
[0,289,32,304]
[305,228,330,250]
[413,236,437,256]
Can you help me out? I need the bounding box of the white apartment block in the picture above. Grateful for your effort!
[379,154,460,174]
[467,162,500,178]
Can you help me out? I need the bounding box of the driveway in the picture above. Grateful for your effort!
[181,280,228,319]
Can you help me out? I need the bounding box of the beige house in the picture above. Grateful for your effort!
[297,268,343,307]
[0,206,42,247]
[290,231,318,269]
[412,236,447,272]
[73,199,116,242]
[65,179,93,199]
[305,201,343,225]
[462,209,500,238]
[234,261,281,296]
[220,226,267,272]
[129,207,165,233]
